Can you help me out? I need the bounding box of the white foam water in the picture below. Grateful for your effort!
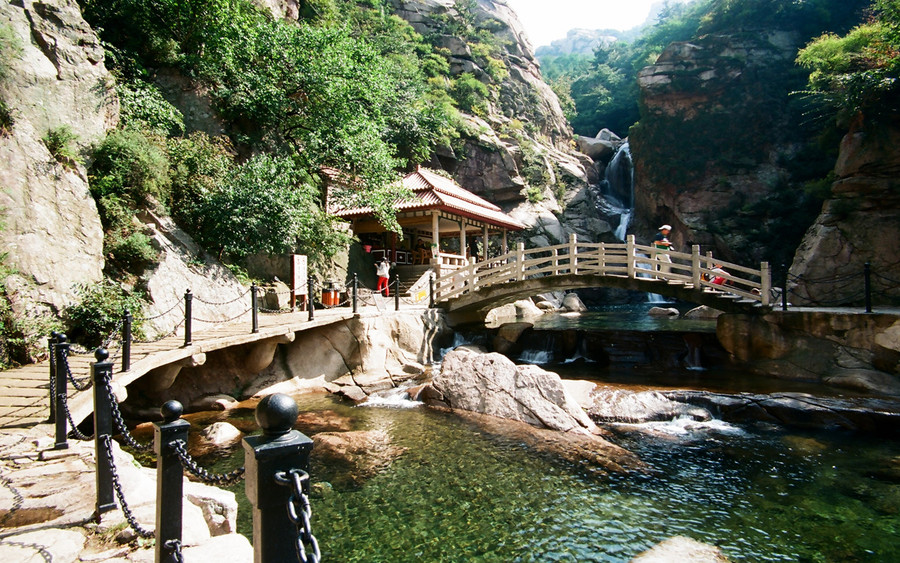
[621,416,746,437]
[359,386,423,409]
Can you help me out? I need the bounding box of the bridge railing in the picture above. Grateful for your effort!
[434,234,770,307]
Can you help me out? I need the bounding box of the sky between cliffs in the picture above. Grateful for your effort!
[505,0,690,48]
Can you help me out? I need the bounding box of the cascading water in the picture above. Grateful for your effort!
[605,142,670,304]
[605,142,633,241]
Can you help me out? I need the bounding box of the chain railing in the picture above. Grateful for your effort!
[171,439,246,485]
[784,262,898,312]
[275,469,321,563]
[81,353,321,562]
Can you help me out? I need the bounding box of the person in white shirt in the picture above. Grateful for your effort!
[376,258,391,296]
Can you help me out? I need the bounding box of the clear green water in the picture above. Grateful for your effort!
[211,392,900,563]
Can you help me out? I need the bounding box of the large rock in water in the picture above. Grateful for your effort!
[0,0,115,336]
[433,347,597,434]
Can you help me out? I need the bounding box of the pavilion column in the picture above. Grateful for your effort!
[431,211,440,265]
[502,228,508,255]
[482,224,489,262]
[459,219,467,260]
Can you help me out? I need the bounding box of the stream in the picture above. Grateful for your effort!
[188,307,900,562]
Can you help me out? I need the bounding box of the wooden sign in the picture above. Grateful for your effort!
[291,255,307,309]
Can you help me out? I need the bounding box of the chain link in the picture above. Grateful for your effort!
[259,306,295,314]
[275,469,320,563]
[193,307,252,325]
[101,317,126,351]
[171,440,245,485]
[60,391,93,441]
[60,348,92,391]
[193,288,251,306]
[135,318,184,344]
[102,434,154,538]
[101,373,152,452]
[135,300,184,322]
[164,539,185,563]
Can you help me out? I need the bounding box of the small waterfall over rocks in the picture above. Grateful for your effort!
[604,142,633,241]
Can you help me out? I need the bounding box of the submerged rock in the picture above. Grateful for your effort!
[311,430,407,487]
[434,348,597,434]
[201,422,242,448]
[588,389,711,424]
[663,390,900,433]
[684,305,723,319]
[562,293,588,312]
[451,409,645,476]
[631,536,730,562]
[648,307,679,317]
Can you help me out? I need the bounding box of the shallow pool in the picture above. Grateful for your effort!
[207,390,900,562]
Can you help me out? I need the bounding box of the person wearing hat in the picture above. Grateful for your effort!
[653,224,675,276]
[375,257,391,297]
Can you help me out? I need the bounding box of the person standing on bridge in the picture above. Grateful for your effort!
[376,257,391,297]
[653,224,675,276]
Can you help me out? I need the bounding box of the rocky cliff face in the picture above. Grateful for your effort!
[789,115,900,306]
[629,31,819,266]
[389,0,614,246]
[0,0,115,324]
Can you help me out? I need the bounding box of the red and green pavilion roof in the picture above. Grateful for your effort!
[327,167,526,232]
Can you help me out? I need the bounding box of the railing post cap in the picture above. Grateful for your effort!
[94,348,109,362]
[57,333,68,344]
[51,330,59,338]
[161,400,184,423]
[256,393,298,437]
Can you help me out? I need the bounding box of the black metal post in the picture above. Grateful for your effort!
[154,401,190,563]
[352,274,358,314]
[54,334,69,450]
[47,331,58,423]
[781,263,788,312]
[183,289,193,347]
[307,277,315,321]
[394,278,400,311]
[122,310,132,372]
[243,394,314,563]
[92,348,116,518]
[251,284,259,334]
[865,262,872,313]
[429,273,435,309]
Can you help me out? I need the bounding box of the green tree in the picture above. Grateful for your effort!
[797,0,900,124]
[190,154,350,267]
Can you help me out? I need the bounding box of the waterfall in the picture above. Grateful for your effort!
[605,142,633,241]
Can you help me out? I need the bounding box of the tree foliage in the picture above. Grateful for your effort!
[797,0,900,124]
[188,154,350,266]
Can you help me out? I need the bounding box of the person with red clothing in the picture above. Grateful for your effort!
[376,257,391,297]
[711,264,729,285]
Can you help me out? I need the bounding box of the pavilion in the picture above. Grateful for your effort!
[329,167,526,272]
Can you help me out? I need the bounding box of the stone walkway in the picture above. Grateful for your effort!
[0,425,252,562]
[0,306,383,428]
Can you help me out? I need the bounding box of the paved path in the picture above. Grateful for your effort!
[0,302,411,429]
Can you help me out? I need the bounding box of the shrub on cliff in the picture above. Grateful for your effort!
[797,0,900,124]
[89,129,171,207]
[65,281,145,350]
